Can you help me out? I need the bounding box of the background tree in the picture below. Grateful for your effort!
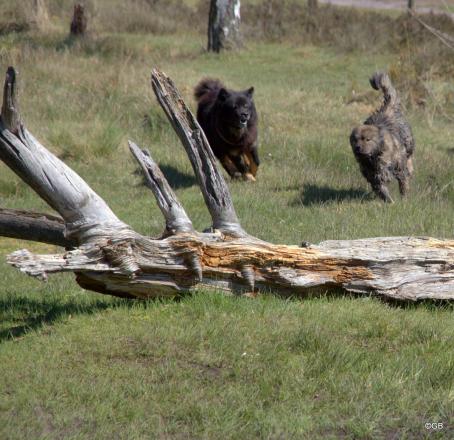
[208,0,242,53]
[70,3,87,37]
[408,0,414,10]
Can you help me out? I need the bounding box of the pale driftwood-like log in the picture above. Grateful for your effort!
[151,68,245,237]
[129,140,194,236]
[0,68,129,243]
[1,67,453,301]
[0,208,74,248]
[7,233,454,300]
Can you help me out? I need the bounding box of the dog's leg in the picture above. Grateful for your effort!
[231,153,256,182]
[220,155,241,179]
[371,182,394,203]
[407,157,414,175]
[245,144,260,178]
[230,153,248,173]
[396,172,410,196]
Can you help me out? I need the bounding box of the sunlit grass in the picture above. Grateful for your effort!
[0,17,453,440]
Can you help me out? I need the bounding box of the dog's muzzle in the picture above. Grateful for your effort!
[240,114,249,127]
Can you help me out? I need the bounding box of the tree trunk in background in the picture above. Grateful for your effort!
[408,0,414,9]
[308,0,318,12]
[70,3,87,37]
[208,0,242,52]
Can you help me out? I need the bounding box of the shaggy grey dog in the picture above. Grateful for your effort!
[350,72,415,202]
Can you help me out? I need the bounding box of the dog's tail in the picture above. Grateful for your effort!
[194,78,223,102]
[369,71,399,114]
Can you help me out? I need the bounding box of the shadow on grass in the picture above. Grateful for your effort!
[159,164,197,189]
[284,287,454,310]
[0,296,127,342]
[294,183,370,206]
[133,163,196,190]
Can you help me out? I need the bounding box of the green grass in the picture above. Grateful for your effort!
[0,17,454,440]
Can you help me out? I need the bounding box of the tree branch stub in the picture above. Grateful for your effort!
[0,208,75,248]
[150,68,245,237]
[128,140,194,236]
[1,67,21,134]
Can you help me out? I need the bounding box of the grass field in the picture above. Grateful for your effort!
[1,2,454,439]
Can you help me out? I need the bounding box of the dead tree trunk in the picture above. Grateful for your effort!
[208,0,242,52]
[70,3,87,37]
[0,66,453,301]
[0,208,73,248]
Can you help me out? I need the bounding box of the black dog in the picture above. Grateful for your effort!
[194,78,259,181]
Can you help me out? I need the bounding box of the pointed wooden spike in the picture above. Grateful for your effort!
[1,67,21,134]
[129,140,194,235]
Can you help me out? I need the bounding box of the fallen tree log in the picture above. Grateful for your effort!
[0,67,453,301]
[0,208,73,248]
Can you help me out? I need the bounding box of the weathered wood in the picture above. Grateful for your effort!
[0,208,74,248]
[208,0,242,52]
[0,68,129,243]
[7,235,454,300]
[151,68,245,237]
[1,66,453,301]
[1,67,21,134]
[129,140,194,236]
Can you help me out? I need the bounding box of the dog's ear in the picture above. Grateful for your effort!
[218,88,229,102]
[246,87,254,97]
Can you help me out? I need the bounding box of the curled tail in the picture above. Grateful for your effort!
[369,71,415,158]
[369,71,399,115]
[194,78,223,102]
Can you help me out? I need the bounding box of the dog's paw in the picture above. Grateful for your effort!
[243,173,256,182]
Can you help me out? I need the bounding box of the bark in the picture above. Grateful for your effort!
[208,0,242,52]
[0,68,128,245]
[0,67,453,301]
[129,141,194,236]
[0,208,73,248]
